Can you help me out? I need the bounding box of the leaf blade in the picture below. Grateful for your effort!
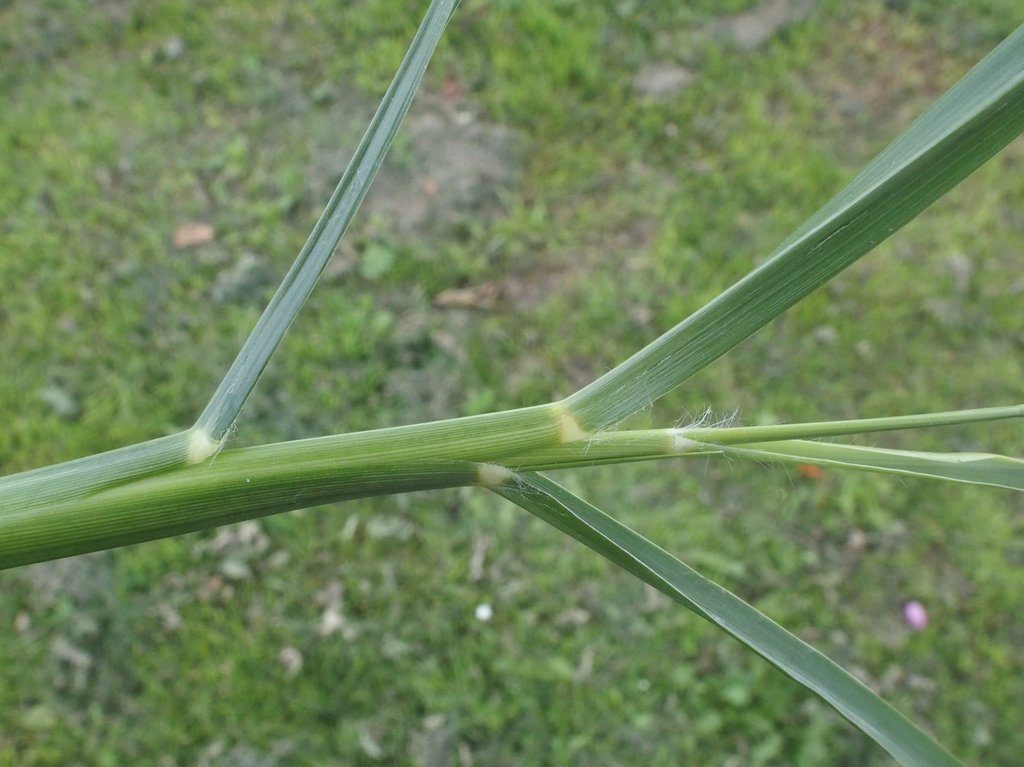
[723,439,1024,491]
[565,24,1024,431]
[195,0,460,442]
[494,472,964,767]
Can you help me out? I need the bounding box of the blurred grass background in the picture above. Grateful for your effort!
[1,0,1022,764]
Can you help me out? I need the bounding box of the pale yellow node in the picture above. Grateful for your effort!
[476,463,514,487]
[187,429,221,464]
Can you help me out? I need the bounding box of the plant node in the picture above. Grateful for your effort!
[187,428,222,464]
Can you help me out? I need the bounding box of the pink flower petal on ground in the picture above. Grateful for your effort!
[903,600,928,630]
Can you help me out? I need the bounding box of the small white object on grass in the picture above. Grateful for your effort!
[475,603,493,622]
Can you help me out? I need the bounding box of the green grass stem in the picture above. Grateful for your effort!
[5,402,1019,567]
[0,404,555,568]
[505,403,1024,470]
[0,431,196,514]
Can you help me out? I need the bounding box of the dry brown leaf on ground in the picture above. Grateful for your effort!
[433,282,501,310]
[172,222,215,248]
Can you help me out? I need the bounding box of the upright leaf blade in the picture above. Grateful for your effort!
[0,0,464,536]
[565,24,1024,432]
[195,0,460,442]
[494,472,964,767]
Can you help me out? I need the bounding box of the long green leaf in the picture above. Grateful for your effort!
[194,0,460,443]
[722,440,1024,491]
[564,24,1024,432]
[493,472,963,767]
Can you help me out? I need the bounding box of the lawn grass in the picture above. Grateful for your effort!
[1,1,1022,764]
